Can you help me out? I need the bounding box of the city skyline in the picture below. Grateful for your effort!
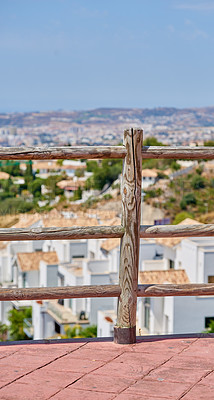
[1,0,214,112]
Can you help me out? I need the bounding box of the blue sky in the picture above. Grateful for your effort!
[1,0,214,112]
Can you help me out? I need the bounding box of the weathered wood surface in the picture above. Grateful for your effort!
[140,224,214,238]
[2,224,214,241]
[142,146,214,159]
[0,145,213,161]
[138,284,214,297]
[2,282,214,301]
[0,285,121,301]
[115,128,143,344]
[0,225,124,241]
[0,146,126,160]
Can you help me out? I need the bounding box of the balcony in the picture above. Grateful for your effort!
[1,129,214,398]
[0,334,214,399]
[47,300,89,325]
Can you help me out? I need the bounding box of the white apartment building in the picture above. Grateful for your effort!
[138,230,214,336]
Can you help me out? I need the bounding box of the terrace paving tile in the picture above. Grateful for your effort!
[0,335,213,400]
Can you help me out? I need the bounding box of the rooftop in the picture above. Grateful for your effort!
[17,251,59,272]
[139,269,190,284]
[0,334,214,399]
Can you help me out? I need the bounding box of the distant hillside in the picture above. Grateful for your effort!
[1,106,214,128]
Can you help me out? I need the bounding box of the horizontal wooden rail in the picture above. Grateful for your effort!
[142,146,214,159]
[138,283,214,297]
[0,285,121,301]
[1,224,214,241]
[140,224,214,238]
[0,146,126,160]
[0,225,124,241]
[2,283,214,301]
[0,145,214,160]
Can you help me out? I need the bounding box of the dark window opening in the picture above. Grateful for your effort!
[55,322,61,334]
[205,317,214,328]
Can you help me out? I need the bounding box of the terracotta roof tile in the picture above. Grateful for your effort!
[17,251,59,272]
[43,217,99,228]
[101,238,120,252]
[142,169,158,178]
[139,269,189,284]
[0,172,10,180]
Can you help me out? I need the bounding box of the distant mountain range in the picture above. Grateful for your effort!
[0,107,214,128]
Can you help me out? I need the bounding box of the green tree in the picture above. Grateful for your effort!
[0,198,34,215]
[204,141,214,147]
[24,161,34,185]
[143,137,164,146]
[173,212,194,225]
[75,168,85,178]
[86,160,99,172]
[180,193,197,210]
[28,178,44,198]
[191,175,206,190]
[0,323,8,341]
[72,186,82,201]
[64,324,97,338]
[1,161,21,176]
[8,307,32,341]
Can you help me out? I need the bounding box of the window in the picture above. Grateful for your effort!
[144,298,150,330]
[205,317,214,328]
[55,322,61,334]
[23,272,26,288]
[208,276,214,283]
[169,260,175,269]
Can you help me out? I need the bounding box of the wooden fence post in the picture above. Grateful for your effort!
[114,128,143,344]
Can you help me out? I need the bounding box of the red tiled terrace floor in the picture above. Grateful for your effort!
[0,334,214,399]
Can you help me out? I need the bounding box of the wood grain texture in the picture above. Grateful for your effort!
[142,146,214,159]
[0,145,213,161]
[116,128,143,339]
[0,146,126,160]
[0,285,121,301]
[140,224,214,238]
[138,283,214,297]
[0,225,124,241]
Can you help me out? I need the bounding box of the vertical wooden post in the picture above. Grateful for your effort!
[114,128,143,344]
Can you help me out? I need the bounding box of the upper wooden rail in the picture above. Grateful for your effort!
[0,226,124,241]
[142,146,214,159]
[140,224,214,238]
[0,145,214,160]
[0,146,126,160]
[1,224,214,241]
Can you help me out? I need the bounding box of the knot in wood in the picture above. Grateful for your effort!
[123,187,127,195]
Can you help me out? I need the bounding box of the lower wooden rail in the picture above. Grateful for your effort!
[138,283,214,297]
[1,283,214,302]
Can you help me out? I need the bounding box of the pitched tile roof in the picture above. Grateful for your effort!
[42,216,99,228]
[101,238,120,252]
[142,169,158,178]
[17,251,59,272]
[0,172,10,180]
[139,269,189,284]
